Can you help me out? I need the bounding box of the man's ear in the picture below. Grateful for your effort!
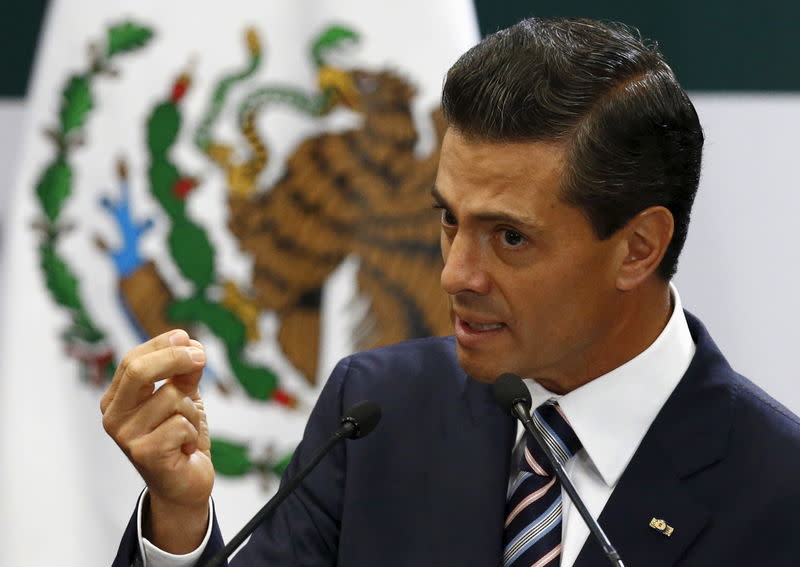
[616,206,674,291]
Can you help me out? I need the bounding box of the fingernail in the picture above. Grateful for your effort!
[186,347,205,364]
[169,330,188,346]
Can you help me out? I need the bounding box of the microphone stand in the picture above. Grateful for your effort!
[203,423,356,567]
[511,401,626,567]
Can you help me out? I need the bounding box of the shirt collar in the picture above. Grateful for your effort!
[524,284,696,487]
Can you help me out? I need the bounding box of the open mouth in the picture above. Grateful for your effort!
[454,315,508,345]
[463,321,505,332]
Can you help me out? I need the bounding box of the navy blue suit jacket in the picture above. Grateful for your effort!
[113,312,800,565]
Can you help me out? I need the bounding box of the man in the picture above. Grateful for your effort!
[103,17,800,566]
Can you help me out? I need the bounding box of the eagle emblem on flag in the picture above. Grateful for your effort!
[31,21,450,482]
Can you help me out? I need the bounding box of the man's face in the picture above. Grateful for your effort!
[434,129,628,392]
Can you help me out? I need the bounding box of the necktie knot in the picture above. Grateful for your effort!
[523,400,582,477]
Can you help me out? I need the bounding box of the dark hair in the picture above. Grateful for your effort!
[441,18,703,280]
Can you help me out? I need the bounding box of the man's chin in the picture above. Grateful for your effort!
[455,347,502,383]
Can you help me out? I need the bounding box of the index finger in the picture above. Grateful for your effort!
[106,343,206,415]
[100,329,197,414]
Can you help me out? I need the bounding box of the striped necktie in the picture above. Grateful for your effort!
[503,400,582,567]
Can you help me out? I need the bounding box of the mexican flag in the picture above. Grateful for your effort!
[3,2,800,565]
[0,0,478,564]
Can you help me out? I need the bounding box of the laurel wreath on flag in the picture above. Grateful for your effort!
[34,22,154,384]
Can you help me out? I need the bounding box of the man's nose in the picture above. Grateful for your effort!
[440,232,491,296]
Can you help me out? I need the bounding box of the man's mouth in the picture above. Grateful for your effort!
[453,314,507,349]
[454,314,508,336]
[463,321,505,332]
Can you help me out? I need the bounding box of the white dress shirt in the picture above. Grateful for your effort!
[142,286,695,567]
[139,490,214,566]
[516,286,695,566]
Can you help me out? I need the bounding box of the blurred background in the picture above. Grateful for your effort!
[1,0,798,564]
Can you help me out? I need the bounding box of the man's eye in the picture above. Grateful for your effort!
[501,229,525,247]
[436,207,457,226]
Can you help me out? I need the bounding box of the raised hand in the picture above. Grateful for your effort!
[101,329,213,553]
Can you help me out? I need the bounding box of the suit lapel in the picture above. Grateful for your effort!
[427,370,516,565]
[573,436,712,567]
[574,313,734,567]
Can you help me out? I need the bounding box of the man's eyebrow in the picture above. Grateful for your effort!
[430,186,448,207]
[430,186,544,233]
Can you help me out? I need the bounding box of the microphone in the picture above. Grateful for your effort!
[492,373,626,567]
[203,401,382,567]
[339,400,382,439]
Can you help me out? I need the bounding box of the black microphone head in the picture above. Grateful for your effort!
[340,400,382,439]
[491,373,532,415]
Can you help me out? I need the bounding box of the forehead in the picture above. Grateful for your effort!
[435,129,568,216]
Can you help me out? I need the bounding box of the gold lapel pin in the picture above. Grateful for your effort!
[649,517,674,537]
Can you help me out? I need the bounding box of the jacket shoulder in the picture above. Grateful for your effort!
[334,336,460,389]
[730,371,800,451]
